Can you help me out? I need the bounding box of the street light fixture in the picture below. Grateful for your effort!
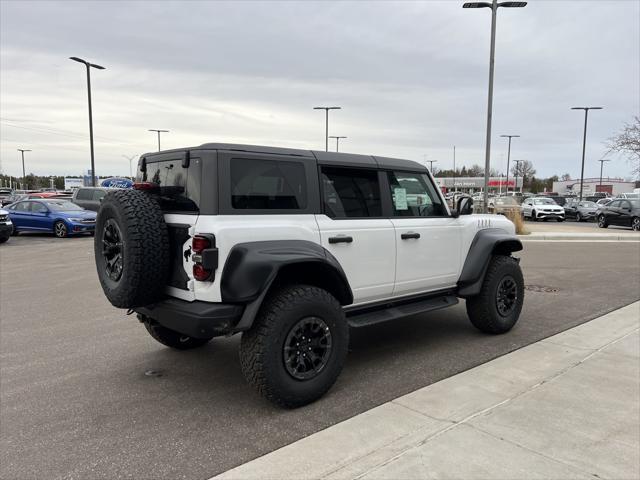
[571,106,603,201]
[426,159,438,173]
[500,134,520,192]
[17,149,31,189]
[597,158,611,192]
[313,106,341,152]
[328,136,347,152]
[122,154,138,180]
[513,159,524,193]
[148,129,169,152]
[463,0,527,211]
[70,57,105,187]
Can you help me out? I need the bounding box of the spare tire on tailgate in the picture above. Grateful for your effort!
[94,189,169,308]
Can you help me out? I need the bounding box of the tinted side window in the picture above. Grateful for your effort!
[76,189,93,200]
[609,200,621,208]
[14,202,30,212]
[387,171,446,217]
[93,190,107,201]
[231,158,307,210]
[31,202,48,213]
[321,167,381,218]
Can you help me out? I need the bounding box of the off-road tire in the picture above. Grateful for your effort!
[94,189,169,308]
[598,214,608,228]
[239,285,349,408]
[143,320,212,350]
[466,255,524,334]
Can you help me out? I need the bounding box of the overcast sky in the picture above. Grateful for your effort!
[1,0,638,180]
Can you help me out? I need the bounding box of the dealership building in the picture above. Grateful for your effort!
[434,176,523,193]
[551,178,636,196]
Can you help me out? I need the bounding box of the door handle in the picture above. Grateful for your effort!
[401,232,420,240]
[328,235,353,244]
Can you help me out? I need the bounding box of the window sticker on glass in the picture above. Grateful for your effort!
[394,188,408,210]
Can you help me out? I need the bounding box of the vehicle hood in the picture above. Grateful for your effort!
[57,210,96,220]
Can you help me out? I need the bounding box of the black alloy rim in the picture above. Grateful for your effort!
[633,218,640,231]
[55,222,67,237]
[102,218,124,281]
[283,317,332,380]
[496,275,518,317]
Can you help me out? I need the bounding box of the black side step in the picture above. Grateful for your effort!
[346,295,458,328]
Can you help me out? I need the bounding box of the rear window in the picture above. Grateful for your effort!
[231,158,307,210]
[76,189,93,200]
[141,158,200,212]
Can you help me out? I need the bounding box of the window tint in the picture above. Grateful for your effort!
[609,200,621,208]
[93,190,107,201]
[321,167,381,218]
[75,189,93,201]
[13,202,30,212]
[143,159,200,212]
[31,202,48,213]
[387,171,446,217]
[231,158,307,210]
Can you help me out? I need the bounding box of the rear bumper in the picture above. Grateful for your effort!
[0,223,12,237]
[135,298,244,338]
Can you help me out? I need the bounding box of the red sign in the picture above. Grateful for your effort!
[487,180,515,187]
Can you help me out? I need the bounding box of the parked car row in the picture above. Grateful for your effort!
[597,199,640,231]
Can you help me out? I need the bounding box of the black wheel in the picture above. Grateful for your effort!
[143,319,212,350]
[557,217,564,222]
[239,285,348,408]
[0,235,8,244]
[54,221,68,238]
[576,212,582,222]
[531,210,537,221]
[632,217,640,232]
[466,255,524,334]
[94,189,169,308]
[598,214,608,228]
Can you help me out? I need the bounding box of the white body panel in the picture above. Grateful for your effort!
[191,214,321,303]
[391,217,463,295]
[315,215,396,304]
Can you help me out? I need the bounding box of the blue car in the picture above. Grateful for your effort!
[6,199,96,238]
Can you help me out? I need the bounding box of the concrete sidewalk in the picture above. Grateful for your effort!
[521,223,640,241]
[215,302,640,480]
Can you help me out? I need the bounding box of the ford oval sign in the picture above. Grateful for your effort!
[101,177,133,189]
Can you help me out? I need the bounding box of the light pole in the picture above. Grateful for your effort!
[452,146,457,192]
[598,158,611,193]
[123,154,138,179]
[329,136,347,152]
[571,106,603,201]
[463,1,527,212]
[313,106,341,152]
[70,57,105,187]
[148,129,169,152]
[426,160,438,173]
[500,134,520,192]
[513,159,524,193]
[18,149,31,189]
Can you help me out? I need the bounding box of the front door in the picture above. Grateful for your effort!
[385,170,462,295]
[316,166,395,304]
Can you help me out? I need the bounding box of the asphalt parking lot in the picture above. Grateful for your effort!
[1,235,639,479]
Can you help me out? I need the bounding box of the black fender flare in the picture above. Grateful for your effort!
[457,228,523,298]
[220,240,353,331]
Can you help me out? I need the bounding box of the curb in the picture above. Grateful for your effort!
[519,233,640,241]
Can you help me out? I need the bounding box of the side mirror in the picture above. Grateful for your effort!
[457,197,473,216]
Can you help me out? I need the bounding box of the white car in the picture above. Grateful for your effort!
[92,143,525,408]
[522,197,565,222]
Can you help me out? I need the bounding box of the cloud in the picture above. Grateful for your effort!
[1,0,638,179]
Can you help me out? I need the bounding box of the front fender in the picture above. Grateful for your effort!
[457,228,523,298]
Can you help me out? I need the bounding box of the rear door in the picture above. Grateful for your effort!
[315,166,395,304]
[9,201,32,230]
[386,170,462,295]
[140,151,203,301]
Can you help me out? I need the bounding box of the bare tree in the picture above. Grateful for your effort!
[607,116,640,178]
[561,173,571,181]
[511,160,536,187]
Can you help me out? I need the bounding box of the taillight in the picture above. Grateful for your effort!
[192,235,210,254]
[191,234,217,282]
[133,182,159,192]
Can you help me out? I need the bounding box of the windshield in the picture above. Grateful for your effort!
[45,201,84,211]
[579,202,597,208]
[534,198,556,205]
[495,197,518,206]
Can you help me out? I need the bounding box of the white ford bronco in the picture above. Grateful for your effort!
[94,143,524,408]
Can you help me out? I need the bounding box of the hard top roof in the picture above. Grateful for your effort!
[142,142,426,172]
